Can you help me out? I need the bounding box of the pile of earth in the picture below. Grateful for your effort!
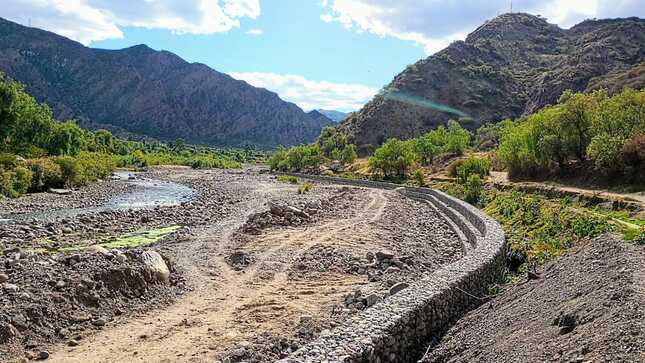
[239,186,358,234]
[0,247,184,361]
[422,234,644,363]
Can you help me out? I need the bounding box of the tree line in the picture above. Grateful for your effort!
[0,74,257,198]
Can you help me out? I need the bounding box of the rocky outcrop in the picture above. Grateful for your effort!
[339,13,645,154]
[0,18,333,148]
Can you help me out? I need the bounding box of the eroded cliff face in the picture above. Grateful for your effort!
[339,13,645,154]
[0,18,332,148]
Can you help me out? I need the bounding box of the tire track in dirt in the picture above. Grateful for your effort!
[48,188,388,362]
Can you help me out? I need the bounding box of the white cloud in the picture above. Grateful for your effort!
[320,0,645,54]
[2,0,261,45]
[246,28,263,35]
[229,72,378,112]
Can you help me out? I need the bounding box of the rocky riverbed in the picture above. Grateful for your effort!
[0,167,465,362]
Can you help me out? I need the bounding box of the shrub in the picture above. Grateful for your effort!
[317,127,351,158]
[464,174,483,205]
[54,156,85,186]
[368,139,415,180]
[411,169,425,187]
[455,156,491,184]
[298,181,315,194]
[340,144,357,165]
[12,166,33,196]
[277,175,299,184]
[23,158,63,191]
[0,153,18,169]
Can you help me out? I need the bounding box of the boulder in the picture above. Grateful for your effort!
[48,188,73,195]
[375,251,395,261]
[140,250,170,282]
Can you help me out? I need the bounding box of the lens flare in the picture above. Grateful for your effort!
[381,89,470,118]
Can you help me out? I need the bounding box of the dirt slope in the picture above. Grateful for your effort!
[423,235,645,363]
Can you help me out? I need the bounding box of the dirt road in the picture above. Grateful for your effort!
[0,168,461,362]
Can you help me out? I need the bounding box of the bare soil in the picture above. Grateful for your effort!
[0,167,462,362]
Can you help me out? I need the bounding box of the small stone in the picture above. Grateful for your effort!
[55,280,66,289]
[365,293,381,307]
[299,315,313,324]
[86,245,109,255]
[92,318,107,327]
[375,251,395,261]
[115,253,127,263]
[38,351,49,360]
[0,273,8,283]
[389,282,409,296]
[3,283,19,293]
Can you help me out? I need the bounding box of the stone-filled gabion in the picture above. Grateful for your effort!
[276,173,506,363]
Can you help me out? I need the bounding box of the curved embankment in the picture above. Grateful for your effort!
[277,174,506,363]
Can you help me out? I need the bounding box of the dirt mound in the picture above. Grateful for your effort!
[239,187,357,234]
[422,235,645,363]
[0,248,183,362]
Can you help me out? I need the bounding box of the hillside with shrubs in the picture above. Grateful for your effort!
[269,86,645,269]
[0,74,259,199]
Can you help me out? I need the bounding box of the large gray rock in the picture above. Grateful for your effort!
[140,250,170,282]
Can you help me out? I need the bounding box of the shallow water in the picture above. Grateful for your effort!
[1,171,195,223]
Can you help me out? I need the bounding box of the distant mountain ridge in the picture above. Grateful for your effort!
[317,109,349,123]
[0,17,333,148]
[339,13,645,154]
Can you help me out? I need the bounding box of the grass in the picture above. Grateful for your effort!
[434,183,614,269]
[277,175,299,184]
[298,181,315,194]
[29,225,181,254]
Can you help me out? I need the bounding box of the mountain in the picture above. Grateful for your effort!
[307,110,335,126]
[317,109,349,123]
[339,13,645,154]
[0,18,333,148]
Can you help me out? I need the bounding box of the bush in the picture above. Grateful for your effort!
[0,153,18,169]
[455,156,491,184]
[12,166,33,196]
[0,167,32,198]
[268,144,322,172]
[412,169,425,187]
[23,158,63,191]
[464,174,484,205]
[340,144,357,165]
[298,181,315,194]
[54,156,85,187]
[368,139,415,180]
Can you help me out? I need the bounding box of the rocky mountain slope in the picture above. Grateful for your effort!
[0,18,332,148]
[339,13,645,154]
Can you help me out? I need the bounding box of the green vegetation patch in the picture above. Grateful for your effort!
[277,175,299,184]
[99,225,181,249]
[29,225,181,254]
[298,181,315,194]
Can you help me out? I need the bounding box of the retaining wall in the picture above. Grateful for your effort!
[277,173,506,363]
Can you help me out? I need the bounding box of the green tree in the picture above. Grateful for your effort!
[94,129,115,152]
[48,121,86,155]
[368,139,415,179]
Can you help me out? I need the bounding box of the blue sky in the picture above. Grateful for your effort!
[3,1,644,112]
